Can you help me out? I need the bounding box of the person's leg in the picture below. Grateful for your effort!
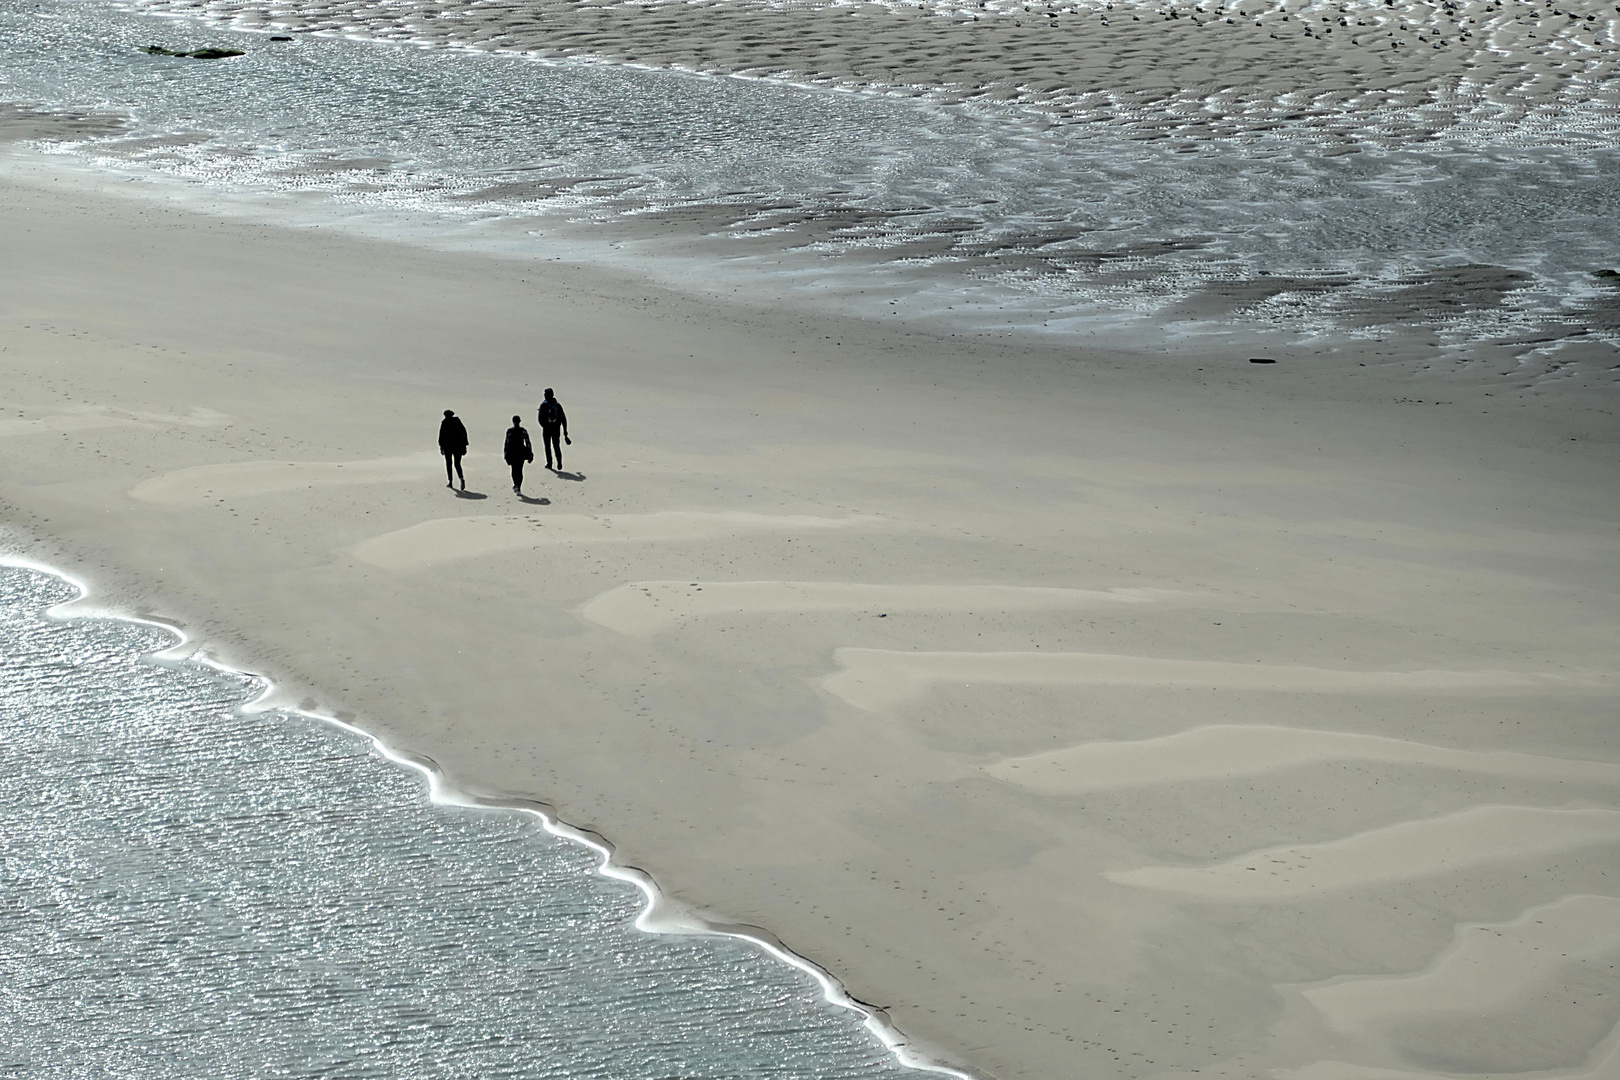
[511,459,524,492]
[453,453,464,488]
[543,428,560,468]
[444,452,454,486]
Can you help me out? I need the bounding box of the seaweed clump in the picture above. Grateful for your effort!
[141,45,245,59]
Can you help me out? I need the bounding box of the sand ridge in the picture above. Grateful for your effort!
[1280,895,1620,1076]
[1302,893,1620,1028]
[1,403,227,440]
[1106,806,1620,899]
[579,580,1181,635]
[986,723,1620,792]
[129,453,444,504]
[351,511,883,570]
[820,648,1583,713]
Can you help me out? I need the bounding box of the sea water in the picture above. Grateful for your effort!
[2,0,1619,357]
[0,562,927,1078]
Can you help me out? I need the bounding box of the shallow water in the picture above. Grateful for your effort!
[0,562,921,1078]
[2,0,1618,359]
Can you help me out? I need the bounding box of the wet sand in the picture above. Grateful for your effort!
[2,168,1619,1079]
[132,0,1620,147]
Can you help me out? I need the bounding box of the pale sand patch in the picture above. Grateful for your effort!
[353,511,878,571]
[129,454,442,504]
[579,581,1178,636]
[1276,906,1620,1080]
[0,404,227,439]
[986,725,1620,793]
[1107,806,1620,900]
[1277,1048,1620,1080]
[1301,893,1620,1030]
[822,649,1575,715]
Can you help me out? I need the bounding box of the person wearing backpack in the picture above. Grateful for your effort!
[438,409,468,490]
[503,415,533,495]
[536,388,570,471]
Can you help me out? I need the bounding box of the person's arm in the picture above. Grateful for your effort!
[559,405,569,438]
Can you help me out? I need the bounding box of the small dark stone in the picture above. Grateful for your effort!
[1248,357,1277,364]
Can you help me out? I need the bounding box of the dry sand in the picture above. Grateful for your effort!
[3,166,1619,1080]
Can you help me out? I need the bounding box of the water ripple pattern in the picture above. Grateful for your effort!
[2,0,1618,361]
[0,562,918,1079]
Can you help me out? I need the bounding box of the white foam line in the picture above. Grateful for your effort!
[1,553,980,1080]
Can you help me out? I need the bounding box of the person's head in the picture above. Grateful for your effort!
[512,415,522,426]
[443,409,455,418]
[543,388,555,400]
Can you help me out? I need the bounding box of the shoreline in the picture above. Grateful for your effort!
[7,141,1616,419]
[3,553,979,1078]
[7,0,1620,368]
[3,162,1618,1080]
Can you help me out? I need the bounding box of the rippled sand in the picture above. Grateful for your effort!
[136,0,1620,146]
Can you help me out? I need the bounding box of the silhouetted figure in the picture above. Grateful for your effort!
[537,388,570,470]
[438,409,468,490]
[503,415,533,495]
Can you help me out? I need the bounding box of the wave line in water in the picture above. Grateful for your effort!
[0,552,980,1080]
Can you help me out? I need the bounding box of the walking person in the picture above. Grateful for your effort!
[438,409,468,490]
[537,388,570,471]
[503,415,533,495]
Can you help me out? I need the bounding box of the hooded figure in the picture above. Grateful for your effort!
[438,409,469,489]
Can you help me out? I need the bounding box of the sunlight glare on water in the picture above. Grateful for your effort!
[0,563,917,1079]
[2,0,1618,351]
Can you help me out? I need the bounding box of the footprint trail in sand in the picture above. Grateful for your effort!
[579,581,1180,636]
[130,454,442,504]
[353,512,880,571]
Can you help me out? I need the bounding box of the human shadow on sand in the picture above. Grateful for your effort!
[454,489,488,500]
[550,470,586,482]
[517,494,551,505]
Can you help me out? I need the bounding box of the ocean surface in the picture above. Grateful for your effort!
[2,0,1618,365]
[0,561,932,1078]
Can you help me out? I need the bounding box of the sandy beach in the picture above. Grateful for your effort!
[2,158,1618,1080]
